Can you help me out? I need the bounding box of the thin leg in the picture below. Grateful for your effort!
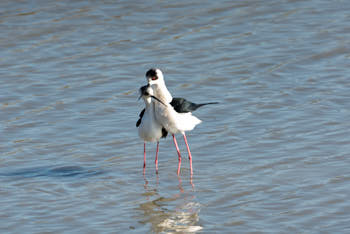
[172,134,182,175]
[143,142,146,174]
[155,141,159,174]
[183,133,193,176]
[177,175,184,193]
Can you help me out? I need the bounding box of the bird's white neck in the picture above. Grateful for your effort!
[151,83,172,104]
[142,96,152,107]
[144,98,157,122]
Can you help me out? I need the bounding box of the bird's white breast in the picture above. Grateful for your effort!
[138,104,163,142]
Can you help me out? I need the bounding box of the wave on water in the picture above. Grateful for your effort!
[0,165,104,179]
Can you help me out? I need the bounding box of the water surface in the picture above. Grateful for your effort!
[1,0,350,233]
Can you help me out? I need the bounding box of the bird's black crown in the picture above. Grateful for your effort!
[139,85,149,96]
[146,68,157,78]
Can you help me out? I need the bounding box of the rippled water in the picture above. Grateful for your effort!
[1,0,350,233]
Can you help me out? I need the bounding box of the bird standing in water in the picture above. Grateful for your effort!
[145,68,218,175]
[136,84,167,174]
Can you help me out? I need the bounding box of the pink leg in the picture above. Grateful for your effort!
[143,142,146,174]
[155,141,159,174]
[172,134,182,175]
[183,133,193,176]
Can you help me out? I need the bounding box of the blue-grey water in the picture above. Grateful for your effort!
[1,0,350,233]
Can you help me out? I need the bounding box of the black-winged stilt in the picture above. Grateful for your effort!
[136,84,167,174]
[144,68,218,176]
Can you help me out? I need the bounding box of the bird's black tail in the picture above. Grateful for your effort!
[197,102,219,106]
[192,102,219,111]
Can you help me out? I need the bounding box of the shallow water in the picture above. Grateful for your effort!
[1,0,350,233]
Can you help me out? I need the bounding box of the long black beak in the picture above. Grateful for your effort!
[151,95,166,106]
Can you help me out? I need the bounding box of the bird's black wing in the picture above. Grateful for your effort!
[170,97,218,113]
[170,98,193,113]
[136,108,145,127]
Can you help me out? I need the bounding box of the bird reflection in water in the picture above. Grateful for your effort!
[138,175,202,233]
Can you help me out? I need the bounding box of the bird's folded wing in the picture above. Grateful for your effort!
[136,108,145,127]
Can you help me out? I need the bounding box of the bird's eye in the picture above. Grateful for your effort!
[151,76,158,80]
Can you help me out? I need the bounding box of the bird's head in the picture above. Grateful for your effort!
[145,68,173,103]
[138,84,166,106]
[145,68,164,86]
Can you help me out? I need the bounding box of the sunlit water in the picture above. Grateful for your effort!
[1,0,350,233]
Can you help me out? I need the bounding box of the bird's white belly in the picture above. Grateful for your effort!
[138,110,163,142]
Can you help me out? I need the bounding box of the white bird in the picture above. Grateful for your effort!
[136,84,167,174]
[145,68,218,175]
